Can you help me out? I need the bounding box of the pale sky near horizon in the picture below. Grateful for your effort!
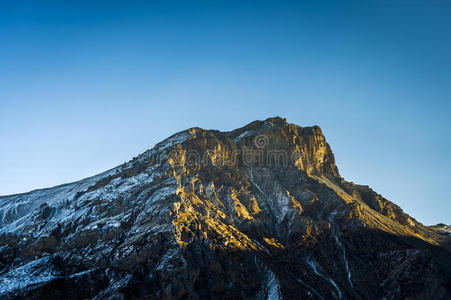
[0,1,450,225]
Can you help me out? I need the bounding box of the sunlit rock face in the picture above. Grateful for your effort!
[0,117,450,299]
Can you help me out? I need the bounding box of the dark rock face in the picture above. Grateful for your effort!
[0,117,450,299]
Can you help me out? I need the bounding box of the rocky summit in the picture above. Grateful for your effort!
[0,117,450,299]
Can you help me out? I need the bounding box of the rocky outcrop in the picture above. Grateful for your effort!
[0,117,449,299]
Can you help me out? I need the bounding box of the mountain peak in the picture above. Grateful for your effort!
[140,117,339,178]
[263,116,289,126]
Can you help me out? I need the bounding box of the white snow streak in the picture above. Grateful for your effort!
[328,211,354,289]
[306,258,342,299]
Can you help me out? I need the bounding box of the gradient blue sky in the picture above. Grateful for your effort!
[0,1,450,225]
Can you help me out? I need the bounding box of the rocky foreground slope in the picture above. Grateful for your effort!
[0,117,450,299]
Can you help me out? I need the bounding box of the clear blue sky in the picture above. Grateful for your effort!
[0,1,450,225]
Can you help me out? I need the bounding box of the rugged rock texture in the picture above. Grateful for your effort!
[0,117,450,299]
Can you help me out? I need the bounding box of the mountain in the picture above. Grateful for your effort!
[0,117,450,299]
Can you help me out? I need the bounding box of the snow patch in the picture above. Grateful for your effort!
[233,131,251,143]
[0,256,57,296]
[254,257,282,300]
[155,131,192,151]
